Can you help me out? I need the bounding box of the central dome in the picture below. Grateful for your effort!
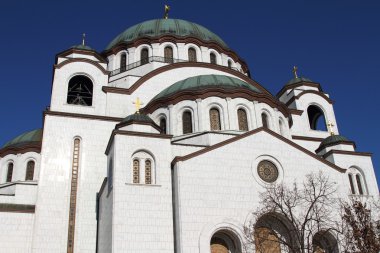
[106,19,228,50]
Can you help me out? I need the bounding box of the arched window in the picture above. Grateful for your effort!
[6,162,13,182]
[307,105,327,131]
[133,159,140,184]
[141,48,149,65]
[210,52,217,64]
[182,111,193,134]
[25,161,35,181]
[188,48,197,62]
[356,174,363,195]
[210,230,241,253]
[255,227,281,253]
[237,109,248,131]
[160,117,167,134]
[313,231,339,253]
[120,53,127,72]
[145,160,152,184]
[228,60,232,69]
[164,46,173,63]
[348,174,355,194]
[210,108,221,130]
[261,113,269,128]
[67,75,93,106]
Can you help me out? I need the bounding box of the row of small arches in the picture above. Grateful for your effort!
[159,108,285,135]
[119,46,234,71]
[3,161,35,183]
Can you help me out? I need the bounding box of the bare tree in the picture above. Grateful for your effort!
[244,172,339,253]
[340,199,380,253]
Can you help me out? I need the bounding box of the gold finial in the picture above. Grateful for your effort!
[133,97,144,114]
[164,5,170,19]
[327,121,335,136]
[82,33,86,46]
[292,66,298,78]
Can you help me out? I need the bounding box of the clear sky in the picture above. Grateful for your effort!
[0,0,379,184]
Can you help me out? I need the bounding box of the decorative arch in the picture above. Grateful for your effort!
[313,231,339,253]
[131,150,155,184]
[25,160,35,181]
[348,166,367,195]
[210,230,241,253]
[67,75,93,106]
[307,105,327,131]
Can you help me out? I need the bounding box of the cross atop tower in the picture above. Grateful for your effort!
[292,66,298,78]
[164,5,170,19]
[327,121,335,136]
[133,97,144,114]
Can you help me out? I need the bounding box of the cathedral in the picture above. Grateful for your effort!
[0,12,378,253]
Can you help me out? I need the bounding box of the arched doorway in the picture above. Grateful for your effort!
[313,231,339,253]
[210,230,241,253]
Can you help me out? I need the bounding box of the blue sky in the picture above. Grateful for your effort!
[0,0,379,184]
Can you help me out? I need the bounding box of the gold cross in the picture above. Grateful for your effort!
[292,66,298,78]
[82,33,86,46]
[164,5,170,19]
[133,97,144,114]
[327,121,335,136]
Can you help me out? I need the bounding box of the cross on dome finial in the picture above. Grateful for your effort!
[82,33,86,46]
[133,97,144,114]
[327,121,335,136]
[292,66,298,79]
[164,5,170,19]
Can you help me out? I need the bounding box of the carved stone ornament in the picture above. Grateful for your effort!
[257,160,278,183]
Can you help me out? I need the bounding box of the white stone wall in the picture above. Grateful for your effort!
[0,212,34,253]
[173,130,350,253]
[97,180,113,253]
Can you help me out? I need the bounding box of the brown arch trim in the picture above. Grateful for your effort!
[285,90,334,106]
[0,142,41,158]
[142,87,290,117]
[103,62,271,95]
[56,48,107,63]
[276,81,322,98]
[102,35,249,72]
[55,58,109,75]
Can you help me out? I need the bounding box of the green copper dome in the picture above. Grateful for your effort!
[121,113,155,124]
[152,74,261,101]
[106,19,228,50]
[3,129,42,148]
[71,44,94,51]
[319,135,350,148]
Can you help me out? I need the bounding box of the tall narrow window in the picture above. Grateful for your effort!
[210,53,217,64]
[164,46,173,63]
[307,105,327,131]
[356,175,363,195]
[67,75,93,106]
[120,53,127,72]
[262,113,269,128]
[25,161,35,181]
[228,60,232,69]
[141,48,149,65]
[145,160,152,184]
[279,120,285,136]
[237,109,248,131]
[210,108,221,130]
[133,159,140,184]
[6,163,13,182]
[348,174,355,194]
[182,111,193,134]
[67,138,81,253]
[160,117,167,134]
[188,48,197,62]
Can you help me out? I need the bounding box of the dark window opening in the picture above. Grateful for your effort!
[141,48,149,65]
[6,163,13,182]
[182,111,193,134]
[25,161,35,181]
[348,174,355,194]
[160,117,167,134]
[210,53,217,64]
[120,53,127,72]
[262,113,269,128]
[164,46,173,63]
[356,174,363,195]
[307,105,327,131]
[210,108,221,130]
[228,60,232,69]
[238,109,248,131]
[188,48,197,62]
[67,75,93,106]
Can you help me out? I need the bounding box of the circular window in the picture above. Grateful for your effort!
[257,160,278,183]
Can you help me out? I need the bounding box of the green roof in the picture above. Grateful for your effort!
[71,44,94,51]
[286,76,313,85]
[106,19,228,50]
[121,113,154,124]
[3,129,42,148]
[152,74,261,101]
[319,135,350,148]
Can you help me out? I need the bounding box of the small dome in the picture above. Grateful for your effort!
[286,76,313,85]
[71,44,94,51]
[121,113,155,124]
[106,19,228,50]
[152,74,261,101]
[3,129,42,148]
[318,135,350,149]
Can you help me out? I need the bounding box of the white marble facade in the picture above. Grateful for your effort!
[0,17,378,253]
